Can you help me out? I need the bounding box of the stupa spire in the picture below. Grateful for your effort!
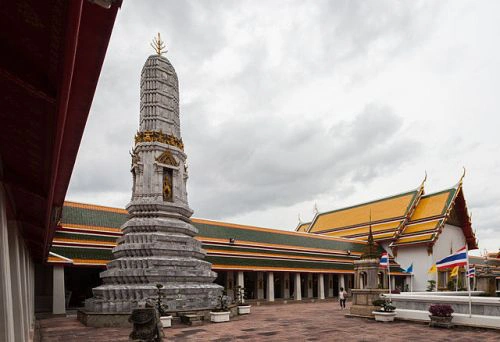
[84,39,222,317]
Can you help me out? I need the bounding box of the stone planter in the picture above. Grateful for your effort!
[210,311,230,323]
[237,305,251,315]
[160,315,172,328]
[429,315,453,328]
[372,311,396,322]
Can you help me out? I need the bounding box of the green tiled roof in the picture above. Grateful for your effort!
[62,205,127,228]
[53,202,370,271]
[51,246,113,260]
[54,231,117,243]
[195,222,366,254]
[207,256,354,271]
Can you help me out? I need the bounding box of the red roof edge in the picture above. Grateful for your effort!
[43,0,122,259]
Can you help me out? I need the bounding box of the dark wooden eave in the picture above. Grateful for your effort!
[0,0,122,261]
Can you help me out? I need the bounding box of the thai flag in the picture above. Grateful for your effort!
[467,268,475,278]
[380,252,389,268]
[436,246,468,270]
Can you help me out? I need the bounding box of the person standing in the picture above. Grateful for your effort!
[339,287,348,310]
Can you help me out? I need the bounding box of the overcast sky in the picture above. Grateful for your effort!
[67,0,500,255]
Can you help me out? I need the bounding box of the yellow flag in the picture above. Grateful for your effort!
[427,264,437,274]
[450,266,459,278]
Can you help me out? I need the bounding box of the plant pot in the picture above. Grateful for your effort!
[372,311,396,322]
[429,315,453,328]
[210,311,230,323]
[237,305,251,315]
[160,315,172,328]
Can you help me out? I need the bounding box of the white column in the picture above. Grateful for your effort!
[318,274,325,300]
[29,257,35,335]
[7,223,25,339]
[52,265,66,314]
[257,272,264,300]
[294,273,302,301]
[266,272,275,302]
[237,271,244,288]
[327,274,334,297]
[20,236,30,341]
[282,272,290,299]
[237,271,244,303]
[339,274,345,293]
[391,275,396,291]
[0,186,15,342]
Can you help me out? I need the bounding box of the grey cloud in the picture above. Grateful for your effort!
[66,0,499,258]
[186,103,420,218]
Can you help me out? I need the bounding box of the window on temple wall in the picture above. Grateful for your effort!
[378,272,384,288]
[163,168,173,202]
[438,270,447,289]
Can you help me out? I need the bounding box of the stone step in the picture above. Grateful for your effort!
[112,243,206,259]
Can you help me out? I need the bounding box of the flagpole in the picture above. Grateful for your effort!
[465,244,472,318]
[435,263,438,292]
[388,262,392,301]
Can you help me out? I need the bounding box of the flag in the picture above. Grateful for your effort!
[450,266,459,278]
[427,264,437,274]
[467,268,475,278]
[380,252,389,268]
[436,246,467,269]
[404,263,413,273]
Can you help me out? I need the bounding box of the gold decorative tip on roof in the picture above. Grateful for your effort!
[460,166,466,184]
[151,32,167,55]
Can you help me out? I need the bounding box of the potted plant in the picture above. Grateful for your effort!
[372,298,396,322]
[426,280,436,292]
[428,304,454,328]
[155,284,172,328]
[210,291,230,323]
[235,285,251,315]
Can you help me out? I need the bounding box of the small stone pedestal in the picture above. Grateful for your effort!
[349,288,387,318]
[347,228,388,319]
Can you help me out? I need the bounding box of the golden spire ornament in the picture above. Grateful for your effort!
[151,32,167,55]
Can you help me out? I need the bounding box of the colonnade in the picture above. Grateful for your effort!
[223,270,351,302]
[0,186,36,342]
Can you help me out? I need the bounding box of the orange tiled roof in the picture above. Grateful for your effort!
[307,186,423,242]
[296,222,311,232]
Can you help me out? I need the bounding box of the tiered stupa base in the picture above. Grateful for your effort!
[80,202,222,327]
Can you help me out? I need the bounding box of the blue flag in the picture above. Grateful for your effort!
[404,263,413,273]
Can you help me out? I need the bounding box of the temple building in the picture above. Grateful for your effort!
[297,175,479,291]
[41,173,494,314]
[43,201,376,311]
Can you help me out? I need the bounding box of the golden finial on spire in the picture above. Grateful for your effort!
[151,32,167,55]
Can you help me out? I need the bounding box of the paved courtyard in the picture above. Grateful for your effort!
[37,302,499,341]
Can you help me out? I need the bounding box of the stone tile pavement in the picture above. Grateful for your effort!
[37,302,499,341]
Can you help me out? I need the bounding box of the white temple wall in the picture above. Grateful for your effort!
[395,224,466,292]
[432,224,467,262]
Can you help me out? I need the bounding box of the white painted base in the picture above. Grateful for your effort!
[237,305,251,315]
[395,309,500,329]
[210,311,230,323]
[160,316,172,328]
[372,311,396,322]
